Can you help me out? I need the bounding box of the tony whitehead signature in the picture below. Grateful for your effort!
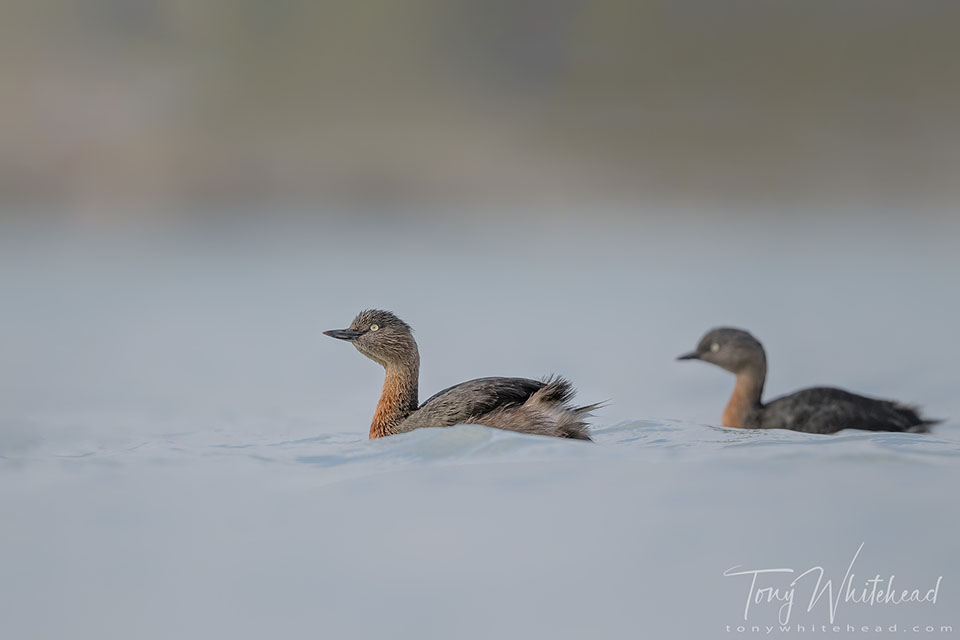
[723,543,943,624]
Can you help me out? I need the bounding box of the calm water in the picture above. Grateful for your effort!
[2,212,959,638]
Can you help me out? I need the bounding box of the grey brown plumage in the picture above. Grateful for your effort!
[325,310,596,440]
[678,327,937,434]
[747,387,931,433]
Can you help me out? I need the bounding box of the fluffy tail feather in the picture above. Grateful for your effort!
[907,418,943,434]
[470,376,600,441]
[524,376,600,441]
[895,403,942,433]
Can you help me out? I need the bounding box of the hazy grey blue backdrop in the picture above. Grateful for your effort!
[2,3,959,639]
[3,1,960,212]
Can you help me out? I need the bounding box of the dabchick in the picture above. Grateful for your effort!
[678,327,937,434]
[325,309,598,440]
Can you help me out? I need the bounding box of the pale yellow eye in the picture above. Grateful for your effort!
[710,343,720,353]
[370,324,379,332]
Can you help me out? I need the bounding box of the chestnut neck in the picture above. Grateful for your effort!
[369,354,420,439]
[723,363,766,428]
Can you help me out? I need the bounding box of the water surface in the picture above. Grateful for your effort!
[2,214,958,639]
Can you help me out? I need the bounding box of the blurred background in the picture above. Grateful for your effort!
[1,0,959,430]
[3,5,960,639]
[3,0,960,215]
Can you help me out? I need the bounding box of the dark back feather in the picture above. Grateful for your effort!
[749,387,933,434]
[412,377,546,428]
[396,376,593,440]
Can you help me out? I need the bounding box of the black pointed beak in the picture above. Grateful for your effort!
[324,328,363,341]
[676,351,701,361]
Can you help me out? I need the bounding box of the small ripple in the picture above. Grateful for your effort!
[7,418,960,477]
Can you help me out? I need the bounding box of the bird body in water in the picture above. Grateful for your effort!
[324,310,596,440]
[678,327,937,434]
